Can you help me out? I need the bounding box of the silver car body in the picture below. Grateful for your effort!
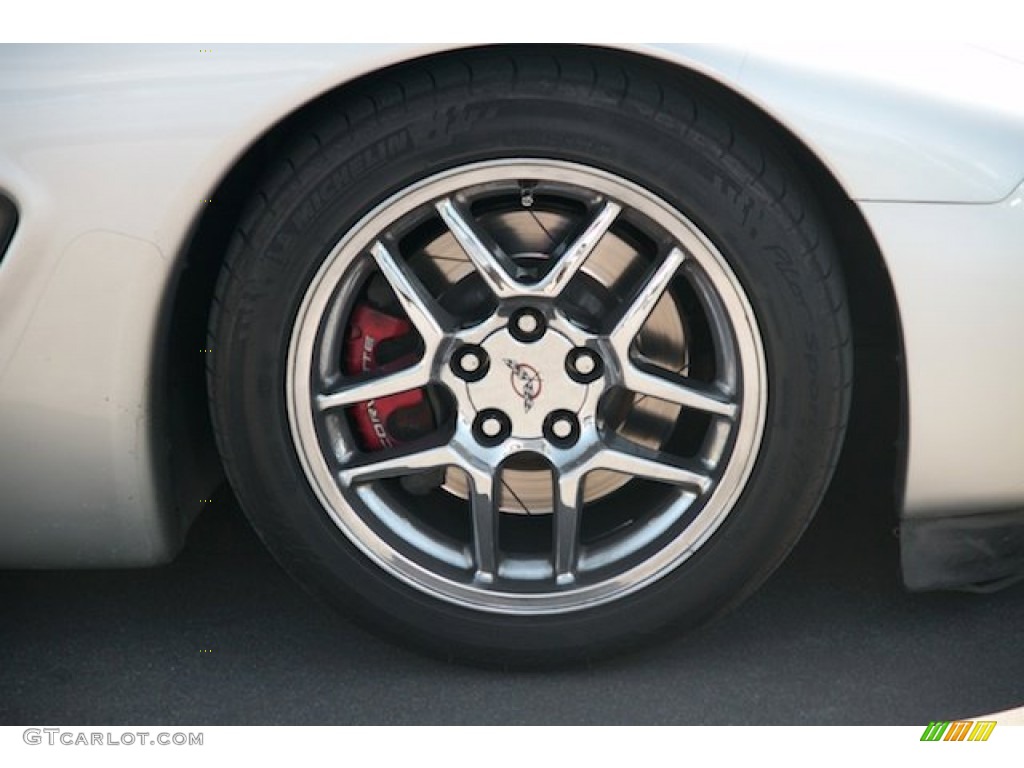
[1,44,1022,582]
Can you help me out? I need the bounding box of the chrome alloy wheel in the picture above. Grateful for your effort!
[287,159,767,614]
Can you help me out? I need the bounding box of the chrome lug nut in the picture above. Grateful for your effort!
[574,355,595,375]
[509,308,546,343]
[543,409,580,448]
[551,419,573,439]
[565,347,604,384]
[517,314,538,334]
[451,345,489,382]
[473,409,512,447]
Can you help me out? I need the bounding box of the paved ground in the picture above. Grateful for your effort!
[3,374,1023,724]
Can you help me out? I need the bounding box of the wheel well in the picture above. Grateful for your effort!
[163,45,907,546]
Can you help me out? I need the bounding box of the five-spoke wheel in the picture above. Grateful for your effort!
[288,160,765,609]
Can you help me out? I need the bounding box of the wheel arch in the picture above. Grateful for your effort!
[162,44,908,554]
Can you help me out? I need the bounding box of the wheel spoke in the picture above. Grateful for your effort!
[369,241,447,347]
[553,470,584,585]
[622,364,737,419]
[538,200,621,297]
[589,439,711,494]
[435,197,521,299]
[467,469,499,583]
[338,442,458,486]
[316,364,431,412]
[609,247,687,350]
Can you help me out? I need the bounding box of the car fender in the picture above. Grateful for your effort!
[1,43,1022,567]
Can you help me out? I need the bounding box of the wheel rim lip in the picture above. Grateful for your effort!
[286,158,768,615]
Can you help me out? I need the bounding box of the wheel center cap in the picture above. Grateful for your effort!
[463,327,587,439]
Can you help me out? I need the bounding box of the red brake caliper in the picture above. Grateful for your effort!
[342,303,436,451]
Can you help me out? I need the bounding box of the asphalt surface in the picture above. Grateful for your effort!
[3,422,1024,725]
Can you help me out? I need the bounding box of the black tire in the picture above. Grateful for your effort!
[207,48,851,666]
